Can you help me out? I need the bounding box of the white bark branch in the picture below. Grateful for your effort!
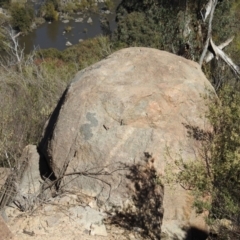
[209,38,240,78]
[201,0,213,22]
[199,0,218,66]
[205,36,234,63]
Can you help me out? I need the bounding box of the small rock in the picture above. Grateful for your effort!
[75,18,83,23]
[62,19,69,23]
[42,204,57,213]
[69,206,85,218]
[128,233,136,240]
[45,215,60,227]
[58,195,77,205]
[133,227,143,233]
[31,22,37,29]
[87,17,93,23]
[88,199,98,209]
[5,206,20,218]
[66,41,72,46]
[0,210,8,222]
[113,229,125,234]
[106,225,111,230]
[90,223,108,237]
[69,206,106,230]
[79,39,84,42]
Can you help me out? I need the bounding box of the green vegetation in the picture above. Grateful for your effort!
[105,0,114,10]
[56,0,98,14]
[0,14,8,51]
[37,36,114,68]
[172,84,240,238]
[115,11,162,48]
[0,0,9,8]
[10,3,34,33]
[117,0,236,56]
[40,0,59,21]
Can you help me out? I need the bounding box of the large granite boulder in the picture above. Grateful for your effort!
[39,47,214,239]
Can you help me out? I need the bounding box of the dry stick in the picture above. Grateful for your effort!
[199,0,218,67]
[41,166,128,202]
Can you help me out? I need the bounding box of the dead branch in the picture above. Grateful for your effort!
[4,26,24,63]
[201,0,213,22]
[209,38,240,78]
[205,36,234,63]
[40,165,128,202]
[0,26,24,72]
[199,0,218,66]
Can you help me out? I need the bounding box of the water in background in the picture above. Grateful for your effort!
[19,0,120,53]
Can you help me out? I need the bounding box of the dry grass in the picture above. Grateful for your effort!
[0,56,76,167]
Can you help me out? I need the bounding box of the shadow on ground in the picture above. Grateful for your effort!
[109,153,164,239]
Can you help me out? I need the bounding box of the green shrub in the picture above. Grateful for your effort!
[105,0,114,10]
[115,11,162,48]
[175,84,240,238]
[10,3,34,33]
[59,0,97,13]
[40,1,59,21]
[0,14,9,51]
[60,36,113,68]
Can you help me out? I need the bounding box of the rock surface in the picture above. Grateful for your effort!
[0,145,52,213]
[38,47,214,238]
[0,215,14,240]
[6,192,150,240]
[18,145,42,197]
